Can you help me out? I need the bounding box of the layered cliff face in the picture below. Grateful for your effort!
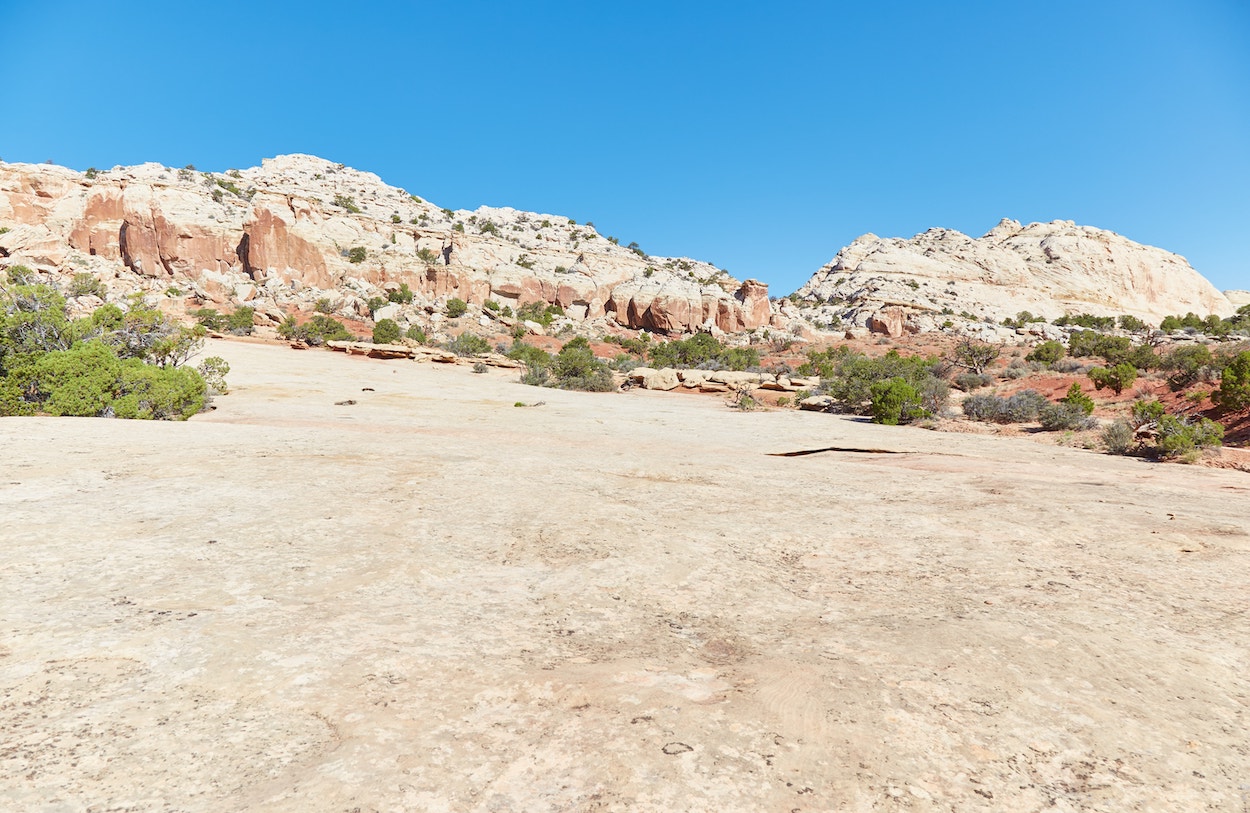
[0,155,772,335]
[793,219,1235,334]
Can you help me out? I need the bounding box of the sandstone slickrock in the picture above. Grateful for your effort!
[794,218,1236,331]
[4,324,1250,812]
[0,156,772,336]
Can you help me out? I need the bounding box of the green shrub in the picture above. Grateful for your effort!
[30,341,122,416]
[516,301,564,328]
[1161,344,1214,391]
[869,377,926,425]
[348,246,367,264]
[1025,340,1065,366]
[821,349,947,416]
[1213,351,1250,410]
[483,300,500,312]
[795,346,850,378]
[1038,402,1096,431]
[950,338,1000,375]
[445,298,468,318]
[68,273,106,299]
[226,307,254,335]
[277,314,352,346]
[405,325,427,344]
[416,247,441,265]
[446,332,491,356]
[1067,330,1106,359]
[387,283,414,304]
[1102,420,1134,453]
[11,339,208,420]
[1054,313,1116,330]
[548,337,614,391]
[372,318,402,344]
[197,356,230,394]
[192,308,226,331]
[1061,382,1096,415]
[1,282,72,358]
[1129,399,1167,428]
[112,360,207,420]
[1118,314,1147,332]
[1088,363,1138,395]
[1069,333,1153,368]
[506,340,552,367]
[1153,414,1224,458]
[961,389,1047,423]
[646,332,759,371]
[333,194,361,214]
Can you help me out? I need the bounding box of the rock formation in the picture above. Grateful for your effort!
[0,155,773,336]
[793,219,1235,333]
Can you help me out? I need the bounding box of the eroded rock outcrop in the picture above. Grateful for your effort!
[793,219,1235,330]
[0,155,772,335]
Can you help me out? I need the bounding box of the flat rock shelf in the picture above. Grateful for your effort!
[1,339,1247,811]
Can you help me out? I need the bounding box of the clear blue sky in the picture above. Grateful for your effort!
[3,1,1247,295]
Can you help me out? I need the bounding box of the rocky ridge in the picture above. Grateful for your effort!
[792,219,1237,338]
[1,155,1239,345]
[0,155,775,338]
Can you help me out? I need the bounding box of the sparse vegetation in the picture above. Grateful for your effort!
[348,246,367,264]
[447,332,490,356]
[869,378,926,425]
[333,194,362,214]
[1213,351,1250,411]
[516,301,564,328]
[517,337,614,392]
[372,318,401,345]
[961,390,1048,423]
[1054,313,1116,331]
[67,273,106,299]
[0,277,212,419]
[387,283,414,304]
[949,338,1000,375]
[809,347,948,418]
[646,333,759,371]
[1160,344,1215,391]
[445,298,468,318]
[1088,363,1138,395]
[1025,340,1065,366]
[1038,402,1097,431]
[953,372,993,391]
[277,314,352,346]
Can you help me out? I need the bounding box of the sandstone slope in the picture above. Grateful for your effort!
[793,218,1236,334]
[2,340,1248,810]
[0,155,772,335]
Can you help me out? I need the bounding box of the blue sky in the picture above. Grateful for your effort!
[2,1,1247,295]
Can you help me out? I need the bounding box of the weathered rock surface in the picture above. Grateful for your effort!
[794,218,1236,331]
[0,155,772,335]
[5,340,1247,811]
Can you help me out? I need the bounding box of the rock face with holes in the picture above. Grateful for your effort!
[0,155,774,335]
[793,218,1236,332]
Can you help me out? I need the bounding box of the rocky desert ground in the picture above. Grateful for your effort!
[2,339,1248,812]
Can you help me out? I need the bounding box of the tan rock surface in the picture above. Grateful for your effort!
[2,340,1249,811]
[0,156,772,335]
[795,218,1235,329]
